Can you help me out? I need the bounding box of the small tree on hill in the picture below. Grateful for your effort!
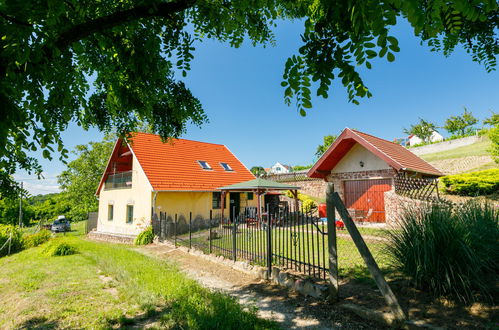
[443,108,478,137]
[250,166,266,177]
[315,135,337,159]
[484,112,499,127]
[404,119,437,144]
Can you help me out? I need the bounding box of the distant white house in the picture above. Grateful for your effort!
[267,162,292,174]
[407,131,444,146]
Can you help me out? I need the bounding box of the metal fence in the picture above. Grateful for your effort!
[152,205,393,283]
[153,206,330,281]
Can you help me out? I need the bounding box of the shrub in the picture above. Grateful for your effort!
[134,226,154,245]
[440,169,499,196]
[489,126,499,163]
[44,240,78,256]
[0,224,23,257]
[23,229,52,248]
[386,201,499,303]
[300,198,317,214]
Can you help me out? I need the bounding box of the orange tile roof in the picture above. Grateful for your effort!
[128,133,255,191]
[308,128,443,178]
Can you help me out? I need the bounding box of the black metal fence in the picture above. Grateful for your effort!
[152,206,330,281]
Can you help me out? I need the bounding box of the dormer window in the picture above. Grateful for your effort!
[197,160,212,170]
[220,162,233,171]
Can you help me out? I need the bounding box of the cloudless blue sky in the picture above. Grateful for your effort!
[16,19,498,194]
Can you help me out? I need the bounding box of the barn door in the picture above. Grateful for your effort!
[343,179,392,222]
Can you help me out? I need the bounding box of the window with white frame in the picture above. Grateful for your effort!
[220,162,233,171]
[197,160,212,170]
[126,205,134,224]
[108,204,114,221]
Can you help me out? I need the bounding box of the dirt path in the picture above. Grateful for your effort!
[138,244,379,329]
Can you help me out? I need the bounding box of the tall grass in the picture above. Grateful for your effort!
[386,201,498,303]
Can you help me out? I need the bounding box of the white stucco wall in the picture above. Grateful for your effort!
[97,155,153,236]
[331,143,391,173]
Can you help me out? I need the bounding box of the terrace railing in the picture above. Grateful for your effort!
[104,171,132,190]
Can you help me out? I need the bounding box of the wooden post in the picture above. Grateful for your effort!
[326,183,339,299]
[332,192,406,322]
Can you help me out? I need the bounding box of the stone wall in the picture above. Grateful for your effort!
[409,135,481,156]
[384,190,427,227]
[293,179,328,200]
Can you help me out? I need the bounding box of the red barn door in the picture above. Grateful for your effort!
[343,179,392,222]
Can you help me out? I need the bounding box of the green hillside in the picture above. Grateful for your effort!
[420,137,492,162]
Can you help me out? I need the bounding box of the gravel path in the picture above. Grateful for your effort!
[138,244,379,329]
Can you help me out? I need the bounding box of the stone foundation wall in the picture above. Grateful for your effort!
[87,231,135,244]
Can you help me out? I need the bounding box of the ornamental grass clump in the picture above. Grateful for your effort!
[134,226,154,245]
[386,201,498,303]
[44,240,78,256]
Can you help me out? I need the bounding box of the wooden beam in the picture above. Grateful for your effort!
[326,183,339,299]
[332,192,406,323]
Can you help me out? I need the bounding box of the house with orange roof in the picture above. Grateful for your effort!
[308,128,443,223]
[95,133,256,236]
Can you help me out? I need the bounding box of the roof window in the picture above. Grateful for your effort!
[220,162,233,171]
[197,160,212,170]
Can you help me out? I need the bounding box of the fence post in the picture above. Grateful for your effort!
[174,213,177,248]
[326,183,339,299]
[266,204,272,278]
[209,210,213,254]
[7,231,12,255]
[232,206,237,261]
[189,212,192,249]
[331,192,406,323]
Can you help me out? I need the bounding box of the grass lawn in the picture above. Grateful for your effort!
[420,137,492,162]
[0,224,277,329]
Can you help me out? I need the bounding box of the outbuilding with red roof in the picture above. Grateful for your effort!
[95,133,256,236]
[308,128,443,223]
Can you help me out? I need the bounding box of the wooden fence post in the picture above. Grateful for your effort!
[332,192,406,322]
[189,212,192,249]
[326,182,339,299]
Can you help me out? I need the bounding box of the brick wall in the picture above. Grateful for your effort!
[293,179,328,200]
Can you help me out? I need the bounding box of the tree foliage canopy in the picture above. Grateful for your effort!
[57,135,115,220]
[315,135,337,159]
[443,108,479,137]
[1,0,497,195]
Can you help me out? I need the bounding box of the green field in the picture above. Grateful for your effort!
[0,223,276,329]
[420,137,493,162]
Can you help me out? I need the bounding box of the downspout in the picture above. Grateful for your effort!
[151,191,158,224]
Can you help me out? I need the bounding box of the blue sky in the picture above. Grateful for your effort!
[15,19,498,195]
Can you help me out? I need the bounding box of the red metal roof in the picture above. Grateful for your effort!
[308,128,443,179]
[97,133,255,194]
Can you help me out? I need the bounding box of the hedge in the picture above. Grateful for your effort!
[441,169,499,196]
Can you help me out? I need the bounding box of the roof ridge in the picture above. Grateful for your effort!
[350,129,401,146]
[130,132,225,147]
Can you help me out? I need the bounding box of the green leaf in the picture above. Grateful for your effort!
[387,52,395,62]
